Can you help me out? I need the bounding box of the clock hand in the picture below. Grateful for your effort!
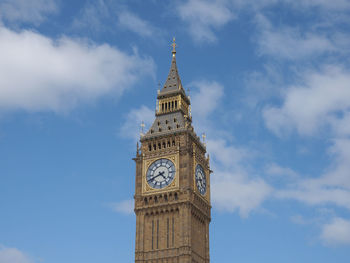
[148,171,165,182]
[148,173,160,182]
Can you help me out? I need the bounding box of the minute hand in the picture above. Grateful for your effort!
[148,171,165,182]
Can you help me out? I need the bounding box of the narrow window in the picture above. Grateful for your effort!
[163,142,166,148]
[165,103,167,110]
[172,217,175,246]
[168,102,170,110]
[167,141,170,147]
[156,219,159,249]
[167,218,170,248]
[153,144,156,150]
[172,140,175,146]
[148,144,152,151]
[152,220,154,250]
[174,193,178,200]
[158,143,161,149]
[175,100,178,109]
[172,101,174,109]
[162,103,164,111]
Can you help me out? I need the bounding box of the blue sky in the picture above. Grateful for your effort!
[1,0,350,262]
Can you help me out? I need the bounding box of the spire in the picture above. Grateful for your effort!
[159,38,185,96]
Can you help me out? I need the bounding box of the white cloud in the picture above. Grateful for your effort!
[0,0,58,25]
[72,1,161,38]
[321,217,350,246]
[257,24,335,60]
[266,163,299,179]
[176,0,234,43]
[287,0,350,11]
[0,245,33,263]
[71,0,110,32]
[263,65,350,136]
[176,0,350,44]
[290,214,310,225]
[109,199,134,215]
[189,79,272,217]
[191,81,224,118]
[118,11,158,38]
[207,138,272,217]
[207,138,247,167]
[275,139,350,210]
[119,105,155,142]
[212,169,272,217]
[242,64,283,109]
[276,187,350,210]
[0,26,155,113]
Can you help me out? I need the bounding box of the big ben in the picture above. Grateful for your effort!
[133,39,211,263]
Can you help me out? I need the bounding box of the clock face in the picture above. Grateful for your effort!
[195,164,206,195]
[146,158,176,189]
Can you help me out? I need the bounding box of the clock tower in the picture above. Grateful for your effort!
[134,40,211,263]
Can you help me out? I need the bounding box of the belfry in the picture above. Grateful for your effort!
[133,39,211,263]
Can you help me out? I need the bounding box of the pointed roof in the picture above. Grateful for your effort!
[159,38,186,97]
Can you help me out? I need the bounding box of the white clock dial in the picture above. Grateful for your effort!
[195,164,207,195]
[146,158,176,189]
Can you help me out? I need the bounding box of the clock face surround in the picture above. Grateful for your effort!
[146,158,176,189]
[195,164,207,195]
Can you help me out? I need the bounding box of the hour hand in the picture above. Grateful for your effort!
[157,171,166,178]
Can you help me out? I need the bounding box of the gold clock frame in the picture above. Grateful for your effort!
[142,154,179,195]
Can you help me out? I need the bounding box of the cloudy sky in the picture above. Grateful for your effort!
[1,0,350,262]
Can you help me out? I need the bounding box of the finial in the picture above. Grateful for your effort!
[140,121,145,136]
[171,37,176,56]
[202,133,206,146]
